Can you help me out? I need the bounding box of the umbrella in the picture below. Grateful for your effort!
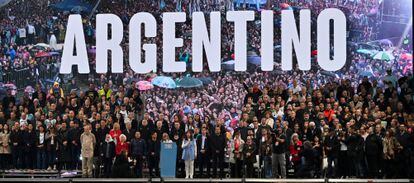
[34,43,50,49]
[321,71,336,78]
[280,3,291,9]
[198,77,213,85]
[222,60,235,70]
[176,76,203,88]
[247,56,261,65]
[35,51,51,58]
[71,5,87,13]
[373,51,395,61]
[379,39,393,46]
[400,53,412,60]
[88,48,96,54]
[135,81,154,91]
[359,71,373,77]
[356,49,375,55]
[49,51,61,56]
[24,86,35,94]
[151,76,176,89]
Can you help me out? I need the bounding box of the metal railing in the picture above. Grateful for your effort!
[0,178,412,183]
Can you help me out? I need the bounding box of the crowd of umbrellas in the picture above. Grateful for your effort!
[135,75,213,91]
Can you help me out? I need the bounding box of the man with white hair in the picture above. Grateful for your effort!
[80,123,96,178]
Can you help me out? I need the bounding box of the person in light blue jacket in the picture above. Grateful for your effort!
[182,129,197,179]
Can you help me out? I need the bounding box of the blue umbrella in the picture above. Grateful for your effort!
[222,60,235,70]
[151,76,176,89]
[198,77,213,85]
[356,49,375,56]
[359,71,373,77]
[176,76,203,88]
[247,56,261,65]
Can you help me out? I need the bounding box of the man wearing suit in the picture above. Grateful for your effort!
[209,126,226,178]
[196,127,210,178]
[100,134,116,178]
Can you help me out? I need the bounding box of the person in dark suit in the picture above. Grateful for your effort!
[101,134,116,178]
[243,136,257,178]
[147,131,160,177]
[196,127,210,178]
[111,151,131,178]
[209,126,226,178]
[130,131,147,178]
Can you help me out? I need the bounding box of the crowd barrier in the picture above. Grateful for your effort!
[0,178,412,183]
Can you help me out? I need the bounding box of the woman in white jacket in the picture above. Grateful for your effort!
[182,130,197,179]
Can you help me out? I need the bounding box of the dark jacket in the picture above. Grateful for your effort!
[147,139,161,158]
[196,134,210,157]
[22,130,36,153]
[111,154,131,178]
[101,141,116,159]
[209,133,226,155]
[365,133,383,156]
[324,135,340,158]
[130,138,147,157]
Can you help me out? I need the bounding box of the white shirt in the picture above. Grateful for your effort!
[27,25,35,34]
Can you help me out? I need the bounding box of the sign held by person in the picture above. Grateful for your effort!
[60,9,347,74]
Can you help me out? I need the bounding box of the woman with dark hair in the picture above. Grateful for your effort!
[230,130,244,178]
[382,129,401,178]
[182,129,197,179]
[36,125,47,169]
[46,126,58,170]
[296,141,317,178]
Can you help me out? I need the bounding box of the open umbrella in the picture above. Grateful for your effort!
[35,51,51,58]
[222,60,235,70]
[357,49,375,56]
[247,56,261,65]
[373,51,395,61]
[400,53,412,60]
[280,3,291,9]
[34,43,50,49]
[71,5,87,13]
[135,81,154,91]
[49,51,60,56]
[88,48,96,54]
[151,76,176,89]
[379,39,393,46]
[359,70,374,77]
[198,77,213,85]
[176,76,203,88]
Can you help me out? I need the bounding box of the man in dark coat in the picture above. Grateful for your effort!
[147,132,160,177]
[101,134,116,178]
[324,129,340,178]
[365,126,383,178]
[209,126,226,178]
[130,131,147,178]
[196,127,210,178]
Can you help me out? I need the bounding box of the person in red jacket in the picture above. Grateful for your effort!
[289,133,303,172]
[116,134,129,156]
[110,123,122,144]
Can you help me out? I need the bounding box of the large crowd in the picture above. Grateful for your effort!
[0,0,413,180]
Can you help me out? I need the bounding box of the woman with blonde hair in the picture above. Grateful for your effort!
[231,130,245,178]
[289,133,303,172]
[109,123,122,144]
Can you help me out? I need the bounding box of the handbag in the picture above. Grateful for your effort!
[322,157,328,170]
